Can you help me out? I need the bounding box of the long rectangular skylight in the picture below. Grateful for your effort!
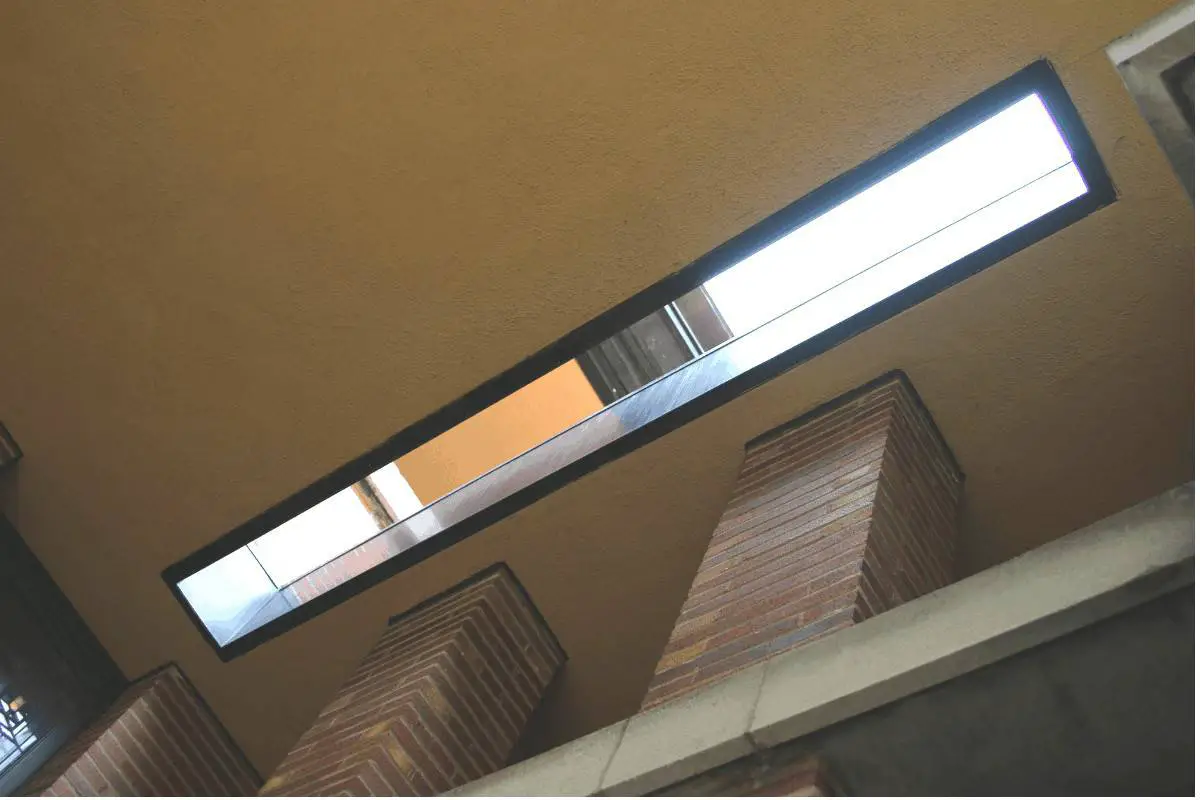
[167,62,1113,658]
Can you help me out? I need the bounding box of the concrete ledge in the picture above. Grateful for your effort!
[446,721,628,798]
[749,482,1194,747]
[600,663,764,796]
[446,483,1194,797]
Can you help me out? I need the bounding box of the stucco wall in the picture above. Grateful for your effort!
[0,0,1191,776]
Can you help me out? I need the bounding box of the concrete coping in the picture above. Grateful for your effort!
[447,483,1195,797]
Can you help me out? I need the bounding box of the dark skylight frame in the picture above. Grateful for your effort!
[164,60,1116,660]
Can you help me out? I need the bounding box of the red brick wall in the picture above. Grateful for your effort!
[643,372,962,709]
[260,564,565,797]
[286,536,396,605]
[22,664,260,797]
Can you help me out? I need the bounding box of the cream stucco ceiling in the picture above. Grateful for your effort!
[0,0,1192,775]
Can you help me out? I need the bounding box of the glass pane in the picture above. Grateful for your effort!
[704,94,1076,335]
[248,489,381,587]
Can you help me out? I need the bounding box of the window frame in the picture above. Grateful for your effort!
[1107,1,1195,198]
[165,59,1115,660]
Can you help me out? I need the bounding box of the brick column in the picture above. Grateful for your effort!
[260,564,565,797]
[643,372,963,709]
[23,664,260,797]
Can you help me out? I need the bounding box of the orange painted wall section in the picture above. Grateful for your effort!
[396,360,603,505]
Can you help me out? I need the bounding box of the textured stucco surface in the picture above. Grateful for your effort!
[0,0,1192,776]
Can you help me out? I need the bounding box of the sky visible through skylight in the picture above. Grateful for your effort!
[703,94,1084,335]
[178,91,1088,646]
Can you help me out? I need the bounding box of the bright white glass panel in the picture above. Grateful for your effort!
[722,163,1085,374]
[248,488,380,587]
[177,547,277,644]
[705,93,1077,336]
